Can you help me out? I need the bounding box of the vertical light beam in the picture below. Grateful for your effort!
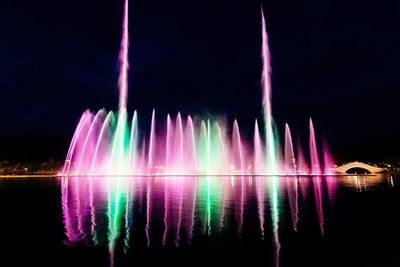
[118,0,129,111]
[261,9,277,174]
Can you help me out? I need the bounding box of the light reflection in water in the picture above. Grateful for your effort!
[343,175,386,192]
[313,176,324,237]
[256,177,265,239]
[60,175,346,266]
[389,176,394,188]
[270,176,281,267]
[286,176,298,232]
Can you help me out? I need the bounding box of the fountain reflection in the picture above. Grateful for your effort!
[61,175,341,266]
[270,176,281,267]
[286,176,299,232]
[313,176,324,236]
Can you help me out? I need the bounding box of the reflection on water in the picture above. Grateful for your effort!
[270,176,280,267]
[60,175,388,266]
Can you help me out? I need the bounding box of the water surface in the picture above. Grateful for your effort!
[0,175,399,267]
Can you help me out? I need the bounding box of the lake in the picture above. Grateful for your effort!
[0,175,399,267]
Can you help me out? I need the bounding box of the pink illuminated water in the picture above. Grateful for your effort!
[309,118,321,175]
[284,124,295,174]
[118,0,129,111]
[261,9,277,174]
[61,1,336,176]
[61,175,338,266]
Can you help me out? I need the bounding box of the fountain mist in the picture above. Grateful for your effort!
[61,1,335,176]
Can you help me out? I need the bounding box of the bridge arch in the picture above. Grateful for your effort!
[344,167,371,174]
[335,161,383,174]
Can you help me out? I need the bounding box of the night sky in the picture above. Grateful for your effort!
[1,0,400,151]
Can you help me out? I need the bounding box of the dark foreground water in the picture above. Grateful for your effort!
[0,175,399,267]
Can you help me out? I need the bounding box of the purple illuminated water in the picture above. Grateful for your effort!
[60,175,339,266]
[61,0,336,176]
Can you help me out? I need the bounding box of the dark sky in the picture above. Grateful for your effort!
[1,0,399,150]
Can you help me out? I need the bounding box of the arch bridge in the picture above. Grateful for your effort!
[335,161,383,174]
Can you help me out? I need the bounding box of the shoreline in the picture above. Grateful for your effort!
[0,173,381,178]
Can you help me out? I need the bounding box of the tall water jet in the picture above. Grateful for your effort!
[215,122,228,173]
[296,140,309,175]
[261,12,282,257]
[232,120,244,173]
[166,114,172,172]
[261,9,277,174]
[129,111,138,170]
[176,113,184,173]
[109,0,130,175]
[284,124,295,174]
[111,108,128,173]
[254,120,263,174]
[207,120,211,174]
[309,118,321,175]
[118,0,129,111]
[322,139,335,175]
[148,110,156,170]
[198,121,208,174]
[186,116,197,173]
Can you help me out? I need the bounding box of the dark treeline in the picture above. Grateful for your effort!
[0,159,62,175]
[0,133,69,174]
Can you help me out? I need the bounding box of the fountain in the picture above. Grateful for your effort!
[61,0,335,176]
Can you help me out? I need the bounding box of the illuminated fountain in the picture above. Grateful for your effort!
[61,0,335,176]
